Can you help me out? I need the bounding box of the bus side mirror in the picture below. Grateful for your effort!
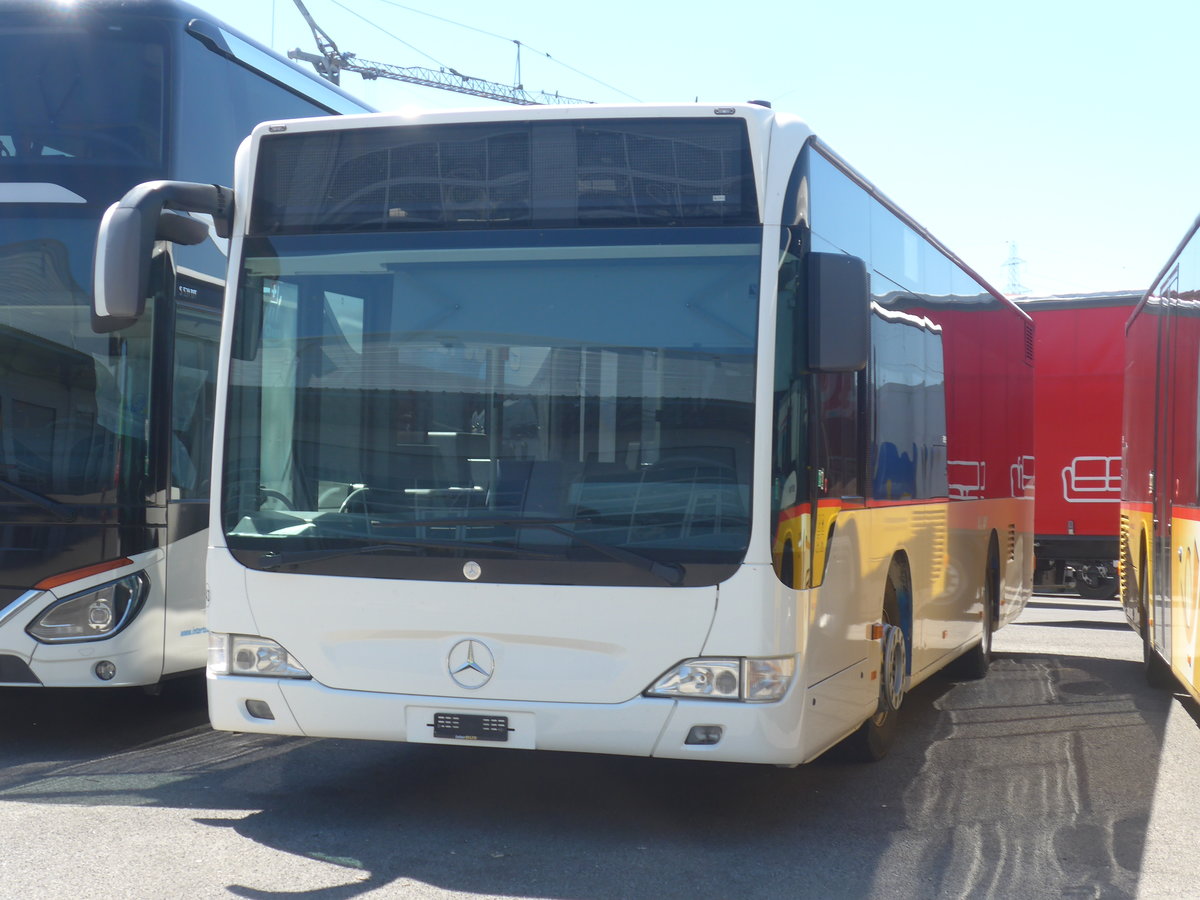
[807,251,869,372]
[93,180,233,326]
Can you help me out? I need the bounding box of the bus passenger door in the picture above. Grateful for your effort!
[1151,272,1179,667]
[162,284,221,676]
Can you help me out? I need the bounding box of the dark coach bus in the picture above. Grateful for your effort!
[0,0,371,689]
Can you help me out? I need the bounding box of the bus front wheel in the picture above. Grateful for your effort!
[842,560,909,762]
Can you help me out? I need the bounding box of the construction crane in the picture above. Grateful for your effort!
[288,0,591,106]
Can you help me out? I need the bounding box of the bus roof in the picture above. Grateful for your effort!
[0,0,373,115]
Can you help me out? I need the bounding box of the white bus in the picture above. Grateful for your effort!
[0,0,370,690]
[95,103,1033,763]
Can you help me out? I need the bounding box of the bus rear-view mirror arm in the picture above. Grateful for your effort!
[806,250,869,372]
[93,180,234,323]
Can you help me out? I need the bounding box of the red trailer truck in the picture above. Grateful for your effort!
[1018,292,1139,599]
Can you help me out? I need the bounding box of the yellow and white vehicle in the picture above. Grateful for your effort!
[94,103,1033,763]
[1121,213,1200,704]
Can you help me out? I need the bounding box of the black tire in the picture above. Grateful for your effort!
[1075,566,1118,601]
[1143,621,1175,689]
[841,560,909,762]
[955,535,999,680]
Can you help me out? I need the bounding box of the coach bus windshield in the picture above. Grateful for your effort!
[0,15,166,505]
[0,213,153,504]
[223,228,760,587]
[0,20,164,167]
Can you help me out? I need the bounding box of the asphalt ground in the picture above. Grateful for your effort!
[0,593,1196,899]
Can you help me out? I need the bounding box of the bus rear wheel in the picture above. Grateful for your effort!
[1142,619,1175,690]
[842,560,909,762]
[954,535,998,680]
[1137,545,1174,690]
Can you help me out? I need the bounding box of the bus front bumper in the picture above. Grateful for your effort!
[208,672,815,766]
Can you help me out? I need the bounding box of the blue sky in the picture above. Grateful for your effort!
[197,0,1200,297]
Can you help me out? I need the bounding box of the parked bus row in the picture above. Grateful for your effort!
[1122,215,1200,706]
[22,0,1200,765]
[1016,232,1200,708]
[1014,262,1200,707]
[1017,292,1139,601]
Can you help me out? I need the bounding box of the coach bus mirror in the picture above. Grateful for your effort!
[94,180,233,328]
[93,199,156,323]
[155,211,210,246]
[806,251,869,372]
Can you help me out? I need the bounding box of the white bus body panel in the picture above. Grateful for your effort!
[161,527,210,676]
[210,550,718,704]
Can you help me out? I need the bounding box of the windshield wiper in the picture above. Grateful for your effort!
[0,476,76,522]
[255,533,555,571]
[372,516,687,586]
[256,517,686,586]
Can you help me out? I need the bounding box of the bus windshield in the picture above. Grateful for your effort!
[0,19,164,166]
[223,227,761,585]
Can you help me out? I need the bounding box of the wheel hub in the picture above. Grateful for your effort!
[881,623,907,713]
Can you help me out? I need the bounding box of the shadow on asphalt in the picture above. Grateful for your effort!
[0,675,208,771]
[0,650,1181,899]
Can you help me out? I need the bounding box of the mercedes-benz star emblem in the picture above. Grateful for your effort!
[463,560,482,581]
[447,638,495,689]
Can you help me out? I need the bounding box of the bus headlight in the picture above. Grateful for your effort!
[208,633,310,679]
[646,656,795,702]
[26,573,148,643]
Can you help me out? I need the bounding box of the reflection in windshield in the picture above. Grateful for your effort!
[0,224,152,502]
[0,24,163,164]
[254,516,685,584]
[224,229,760,580]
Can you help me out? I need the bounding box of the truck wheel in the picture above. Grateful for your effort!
[1076,566,1117,600]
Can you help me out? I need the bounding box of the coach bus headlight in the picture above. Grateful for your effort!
[26,573,148,643]
[646,656,795,702]
[208,633,311,679]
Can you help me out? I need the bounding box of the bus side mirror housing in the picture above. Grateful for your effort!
[806,251,869,372]
[93,180,233,326]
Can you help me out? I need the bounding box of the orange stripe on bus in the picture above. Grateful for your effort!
[1171,506,1200,523]
[35,558,135,590]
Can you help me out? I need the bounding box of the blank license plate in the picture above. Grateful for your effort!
[431,713,510,742]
